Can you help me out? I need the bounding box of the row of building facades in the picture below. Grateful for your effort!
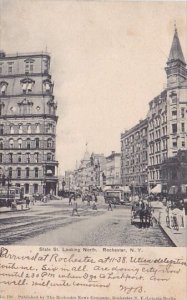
[65,28,187,194]
[1,27,187,196]
[63,150,121,191]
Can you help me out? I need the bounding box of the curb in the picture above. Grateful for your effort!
[153,216,177,247]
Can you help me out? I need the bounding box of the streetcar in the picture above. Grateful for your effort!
[104,186,130,205]
[0,186,23,207]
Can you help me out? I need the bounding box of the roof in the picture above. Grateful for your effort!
[167,29,186,65]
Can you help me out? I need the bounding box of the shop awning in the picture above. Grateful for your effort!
[150,184,162,194]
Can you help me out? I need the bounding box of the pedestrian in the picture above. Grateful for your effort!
[108,199,113,211]
[26,197,30,209]
[69,194,73,206]
[71,199,80,216]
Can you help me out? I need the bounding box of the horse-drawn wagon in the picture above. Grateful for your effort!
[131,201,153,227]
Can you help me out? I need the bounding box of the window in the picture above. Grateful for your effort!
[18,139,22,149]
[35,138,39,149]
[26,138,31,149]
[26,167,30,178]
[18,124,23,134]
[181,123,185,133]
[24,183,29,194]
[17,168,21,178]
[0,102,5,116]
[172,110,177,119]
[47,138,53,148]
[34,184,38,193]
[43,80,51,93]
[181,108,185,118]
[9,139,14,148]
[36,124,40,133]
[182,141,185,147]
[34,152,39,163]
[21,79,34,93]
[0,66,2,74]
[0,82,8,94]
[0,153,2,163]
[25,60,34,74]
[26,153,30,163]
[35,168,39,178]
[0,124,4,135]
[47,153,52,161]
[46,123,52,133]
[18,153,21,163]
[8,153,13,163]
[27,124,31,133]
[10,125,14,134]
[8,66,13,74]
[172,124,177,134]
[172,140,177,148]
[8,167,12,178]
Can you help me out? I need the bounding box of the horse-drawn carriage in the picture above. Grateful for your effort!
[131,200,153,227]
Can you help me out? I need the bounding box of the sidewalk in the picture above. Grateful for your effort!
[152,201,186,247]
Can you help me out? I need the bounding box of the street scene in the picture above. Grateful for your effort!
[0,195,180,246]
[0,2,187,247]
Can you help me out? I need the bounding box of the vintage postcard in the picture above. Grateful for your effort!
[0,0,186,299]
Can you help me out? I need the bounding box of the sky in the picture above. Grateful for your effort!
[0,0,187,174]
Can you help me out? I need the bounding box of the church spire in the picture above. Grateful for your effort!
[165,26,187,86]
[167,26,186,65]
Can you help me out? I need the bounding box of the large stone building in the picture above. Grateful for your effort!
[121,28,187,192]
[121,119,148,193]
[0,51,58,195]
[147,28,187,191]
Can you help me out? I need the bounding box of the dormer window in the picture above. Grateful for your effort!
[0,81,8,94]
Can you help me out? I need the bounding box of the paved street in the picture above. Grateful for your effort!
[0,197,173,246]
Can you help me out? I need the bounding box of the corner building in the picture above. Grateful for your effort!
[0,51,58,195]
[147,28,187,190]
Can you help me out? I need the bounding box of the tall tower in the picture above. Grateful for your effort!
[165,27,187,88]
[0,50,58,195]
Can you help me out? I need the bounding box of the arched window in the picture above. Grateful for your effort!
[17,168,21,178]
[34,152,39,163]
[35,138,39,149]
[26,138,31,149]
[9,139,14,148]
[8,153,13,163]
[8,167,12,178]
[47,138,53,148]
[36,124,40,133]
[26,152,30,163]
[26,167,30,178]
[27,124,31,133]
[10,125,14,134]
[18,152,21,163]
[35,167,39,178]
[18,139,22,149]
[18,124,23,134]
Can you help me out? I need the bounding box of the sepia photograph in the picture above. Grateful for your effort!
[0,0,186,248]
